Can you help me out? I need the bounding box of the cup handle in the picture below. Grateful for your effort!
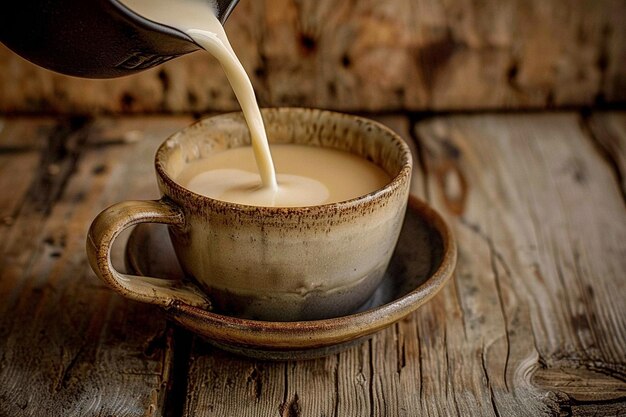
[86,199,211,310]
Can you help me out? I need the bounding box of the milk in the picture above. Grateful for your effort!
[120,0,391,207]
[120,0,277,190]
[177,144,391,207]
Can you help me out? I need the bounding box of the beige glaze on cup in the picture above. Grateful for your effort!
[87,108,412,321]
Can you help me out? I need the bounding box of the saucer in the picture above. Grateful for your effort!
[125,196,456,360]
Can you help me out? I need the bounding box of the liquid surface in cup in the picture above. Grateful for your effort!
[177,144,391,207]
[120,0,278,190]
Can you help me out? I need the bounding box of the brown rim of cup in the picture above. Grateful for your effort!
[154,107,413,215]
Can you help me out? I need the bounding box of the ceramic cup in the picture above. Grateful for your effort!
[87,108,412,321]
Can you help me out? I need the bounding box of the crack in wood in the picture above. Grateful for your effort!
[368,339,375,417]
[144,328,169,359]
[54,343,87,393]
[458,216,512,392]
[481,348,502,417]
[394,322,407,375]
[278,364,300,417]
[408,113,432,202]
[333,353,340,417]
[24,117,90,215]
[52,292,114,394]
[162,327,193,417]
[579,113,626,204]
[488,235,511,393]
[0,146,42,154]
[277,362,295,417]
[568,247,609,370]
[457,217,513,279]
[444,327,462,417]
[450,278,468,341]
[549,241,601,366]
[278,392,300,417]
[554,392,626,416]
[247,364,263,401]
[415,318,424,410]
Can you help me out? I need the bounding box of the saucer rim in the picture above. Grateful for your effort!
[126,195,457,351]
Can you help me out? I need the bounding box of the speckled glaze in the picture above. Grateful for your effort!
[156,108,412,320]
[87,108,412,322]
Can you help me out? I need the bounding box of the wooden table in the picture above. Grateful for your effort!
[0,112,624,416]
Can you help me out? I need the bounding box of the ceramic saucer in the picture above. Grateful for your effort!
[125,196,456,360]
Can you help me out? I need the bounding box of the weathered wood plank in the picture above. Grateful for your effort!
[0,118,54,230]
[586,112,626,199]
[416,113,626,414]
[4,113,624,416]
[1,0,625,113]
[0,117,57,149]
[0,118,85,310]
[0,117,57,318]
[184,343,285,416]
[0,117,192,416]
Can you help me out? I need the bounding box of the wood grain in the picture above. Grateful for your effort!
[0,118,55,303]
[1,113,625,416]
[177,113,626,416]
[0,117,192,416]
[1,0,625,114]
[586,112,626,200]
[416,113,626,414]
[0,118,54,231]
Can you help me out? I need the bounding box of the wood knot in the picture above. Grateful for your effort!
[279,392,301,417]
[436,160,467,216]
[299,34,317,56]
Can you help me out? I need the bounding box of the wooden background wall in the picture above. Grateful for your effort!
[1,0,625,114]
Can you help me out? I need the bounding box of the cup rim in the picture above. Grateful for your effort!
[155,107,413,213]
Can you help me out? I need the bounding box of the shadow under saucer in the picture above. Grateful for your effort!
[125,196,456,360]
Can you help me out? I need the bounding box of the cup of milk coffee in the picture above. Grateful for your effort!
[87,108,412,321]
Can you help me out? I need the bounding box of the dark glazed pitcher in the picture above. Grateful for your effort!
[0,0,239,78]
